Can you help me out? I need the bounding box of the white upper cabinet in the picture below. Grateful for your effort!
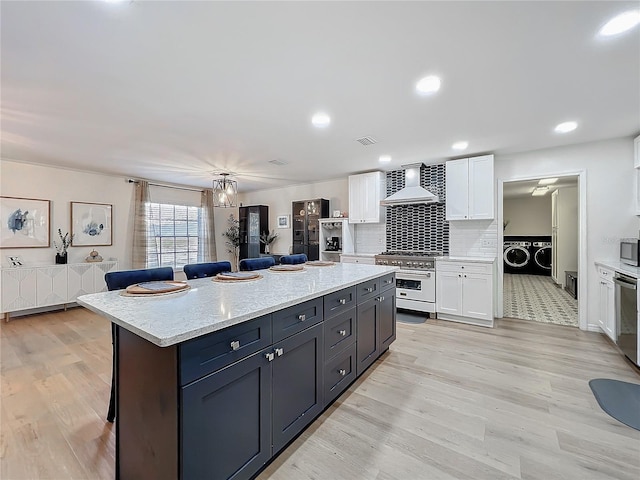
[446,154,494,220]
[348,171,386,223]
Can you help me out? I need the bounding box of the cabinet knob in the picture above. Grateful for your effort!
[265,352,275,362]
[298,313,306,322]
[275,347,284,357]
[338,369,347,376]
[339,298,346,305]
[339,329,347,336]
[230,340,240,351]
[458,274,461,278]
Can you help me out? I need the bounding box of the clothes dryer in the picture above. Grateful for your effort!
[503,239,532,274]
[530,237,552,276]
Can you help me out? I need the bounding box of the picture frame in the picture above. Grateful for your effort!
[71,202,113,246]
[276,215,290,229]
[0,196,51,248]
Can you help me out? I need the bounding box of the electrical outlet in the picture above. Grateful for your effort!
[482,239,497,247]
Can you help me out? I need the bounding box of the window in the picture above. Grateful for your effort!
[146,202,201,269]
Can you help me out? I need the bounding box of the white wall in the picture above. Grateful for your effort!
[496,136,637,329]
[0,160,235,273]
[1,160,133,267]
[239,178,348,255]
[503,196,552,236]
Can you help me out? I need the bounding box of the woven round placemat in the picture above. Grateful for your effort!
[120,283,191,297]
[269,265,306,272]
[212,273,263,283]
[306,261,335,267]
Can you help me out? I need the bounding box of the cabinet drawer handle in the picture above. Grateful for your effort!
[338,369,347,376]
[275,347,284,357]
[384,279,393,284]
[338,329,347,336]
[339,298,346,305]
[265,352,275,362]
[366,287,373,293]
[298,313,306,322]
[230,340,240,351]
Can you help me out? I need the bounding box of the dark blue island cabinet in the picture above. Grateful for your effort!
[114,274,395,480]
[356,273,397,375]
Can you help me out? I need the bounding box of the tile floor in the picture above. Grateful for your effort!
[503,273,579,327]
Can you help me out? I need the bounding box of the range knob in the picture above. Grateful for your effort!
[418,262,424,267]
[406,262,413,267]
[391,261,397,265]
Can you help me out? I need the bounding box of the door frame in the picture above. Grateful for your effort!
[497,170,587,331]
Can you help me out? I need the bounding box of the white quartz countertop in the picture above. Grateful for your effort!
[77,263,397,347]
[437,256,496,264]
[595,260,640,279]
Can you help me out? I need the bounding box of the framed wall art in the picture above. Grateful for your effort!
[0,196,51,248]
[71,202,113,246]
[276,215,290,229]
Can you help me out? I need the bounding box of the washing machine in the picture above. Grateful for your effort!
[530,236,552,276]
[503,238,532,274]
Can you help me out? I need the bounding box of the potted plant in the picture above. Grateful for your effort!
[260,230,278,254]
[222,214,240,271]
[54,229,74,264]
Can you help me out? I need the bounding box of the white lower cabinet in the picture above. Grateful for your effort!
[436,260,494,327]
[1,261,118,319]
[597,266,615,342]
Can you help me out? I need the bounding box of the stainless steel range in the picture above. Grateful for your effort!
[375,251,440,314]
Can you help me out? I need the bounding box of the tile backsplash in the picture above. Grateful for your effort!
[448,219,499,258]
[385,163,449,254]
[355,223,386,254]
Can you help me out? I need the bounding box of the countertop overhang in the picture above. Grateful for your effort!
[77,263,398,347]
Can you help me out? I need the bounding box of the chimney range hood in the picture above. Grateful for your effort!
[380,163,439,206]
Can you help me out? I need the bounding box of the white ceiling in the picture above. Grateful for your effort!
[1,1,639,193]
[503,176,578,199]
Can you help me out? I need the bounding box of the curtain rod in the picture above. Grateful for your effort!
[126,178,206,193]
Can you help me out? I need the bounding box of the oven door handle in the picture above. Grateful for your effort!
[397,271,433,279]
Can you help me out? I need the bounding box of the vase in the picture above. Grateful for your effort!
[55,253,67,265]
[265,244,270,254]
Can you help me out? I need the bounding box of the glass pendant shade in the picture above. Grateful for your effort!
[212,173,238,207]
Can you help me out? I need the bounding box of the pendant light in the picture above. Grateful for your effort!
[212,173,238,207]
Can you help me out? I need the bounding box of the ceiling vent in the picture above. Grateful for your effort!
[268,159,288,166]
[356,136,377,146]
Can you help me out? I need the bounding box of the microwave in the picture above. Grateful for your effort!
[620,238,640,267]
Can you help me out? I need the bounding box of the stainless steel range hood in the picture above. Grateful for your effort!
[380,163,439,206]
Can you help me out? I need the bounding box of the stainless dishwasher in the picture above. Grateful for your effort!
[614,273,638,367]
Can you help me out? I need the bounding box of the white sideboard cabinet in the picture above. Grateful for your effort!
[1,261,118,320]
[446,154,494,220]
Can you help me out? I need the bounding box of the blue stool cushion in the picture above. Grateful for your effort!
[239,257,276,271]
[183,261,232,279]
[280,254,308,265]
[105,267,174,291]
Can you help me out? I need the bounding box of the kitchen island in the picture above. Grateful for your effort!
[78,263,397,480]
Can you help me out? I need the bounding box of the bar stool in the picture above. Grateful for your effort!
[104,266,174,422]
[279,254,308,265]
[183,261,232,279]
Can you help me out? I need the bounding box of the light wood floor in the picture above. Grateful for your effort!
[1,308,639,479]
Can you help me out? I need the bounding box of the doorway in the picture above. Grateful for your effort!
[501,175,579,327]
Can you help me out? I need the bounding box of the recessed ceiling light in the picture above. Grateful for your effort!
[538,178,558,185]
[311,112,331,128]
[554,121,578,133]
[415,75,441,95]
[532,186,550,196]
[452,141,468,151]
[379,155,392,163]
[598,10,640,37]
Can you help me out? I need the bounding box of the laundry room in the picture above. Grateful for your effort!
[502,176,579,326]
